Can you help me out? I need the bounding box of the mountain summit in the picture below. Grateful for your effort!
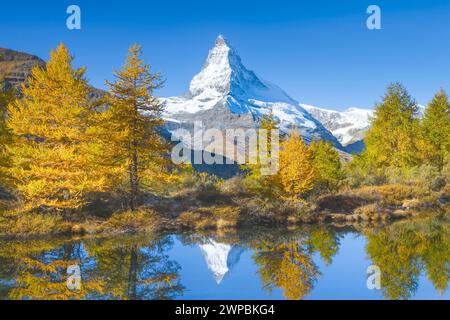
[163,36,343,149]
[188,35,296,108]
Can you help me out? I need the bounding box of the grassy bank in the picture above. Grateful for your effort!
[0,181,448,239]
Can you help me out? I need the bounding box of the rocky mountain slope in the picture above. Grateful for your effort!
[0,47,104,102]
[0,48,45,90]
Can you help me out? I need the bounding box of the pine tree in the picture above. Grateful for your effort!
[363,83,421,172]
[310,140,344,193]
[6,44,106,212]
[421,89,450,169]
[99,44,167,211]
[270,130,316,201]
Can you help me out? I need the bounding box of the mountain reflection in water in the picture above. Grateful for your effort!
[0,214,448,300]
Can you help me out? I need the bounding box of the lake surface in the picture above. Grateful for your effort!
[0,215,448,300]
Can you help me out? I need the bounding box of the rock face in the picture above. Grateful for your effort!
[0,48,45,90]
[0,47,105,103]
[163,36,344,152]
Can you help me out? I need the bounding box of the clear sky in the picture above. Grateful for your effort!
[1,0,449,110]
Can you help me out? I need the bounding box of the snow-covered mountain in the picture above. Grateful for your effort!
[199,239,244,284]
[300,104,374,146]
[163,35,343,152]
[301,104,427,150]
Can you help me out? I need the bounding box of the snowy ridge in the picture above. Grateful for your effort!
[301,104,374,145]
[301,104,427,147]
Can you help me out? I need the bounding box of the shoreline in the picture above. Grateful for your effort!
[1,183,448,240]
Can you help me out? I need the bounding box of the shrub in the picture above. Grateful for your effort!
[219,176,247,196]
[0,210,68,236]
[386,165,446,191]
[345,153,388,188]
[310,140,345,194]
[101,209,159,233]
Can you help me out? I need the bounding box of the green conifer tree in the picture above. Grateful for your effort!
[310,140,344,193]
[421,89,450,169]
[363,83,421,172]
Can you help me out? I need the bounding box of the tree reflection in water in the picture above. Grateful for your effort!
[0,235,184,300]
[0,213,448,300]
[365,213,449,299]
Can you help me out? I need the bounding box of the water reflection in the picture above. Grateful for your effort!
[366,214,449,299]
[0,213,448,300]
[0,235,184,300]
[198,239,244,284]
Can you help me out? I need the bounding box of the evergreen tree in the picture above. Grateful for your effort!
[270,130,316,201]
[6,44,106,212]
[100,44,167,211]
[363,83,421,172]
[310,140,344,193]
[421,89,450,169]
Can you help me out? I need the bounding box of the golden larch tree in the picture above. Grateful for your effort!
[0,81,16,184]
[6,44,107,212]
[99,44,167,211]
[270,130,316,201]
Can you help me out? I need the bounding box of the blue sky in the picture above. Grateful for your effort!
[1,0,449,110]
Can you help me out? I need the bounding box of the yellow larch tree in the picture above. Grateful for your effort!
[244,111,279,195]
[270,130,316,201]
[6,44,107,212]
[97,44,168,211]
[0,80,16,185]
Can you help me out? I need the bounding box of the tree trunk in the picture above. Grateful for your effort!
[127,245,138,299]
[129,81,139,212]
[130,147,138,211]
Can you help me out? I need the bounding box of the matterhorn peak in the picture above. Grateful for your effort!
[188,35,240,97]
[214,34,230,48]
[188,35,277,104]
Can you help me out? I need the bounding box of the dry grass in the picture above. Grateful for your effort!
[311,183,444,222]
[176,205,241,230]
[0,209,70,236]
[99,208,160,234]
